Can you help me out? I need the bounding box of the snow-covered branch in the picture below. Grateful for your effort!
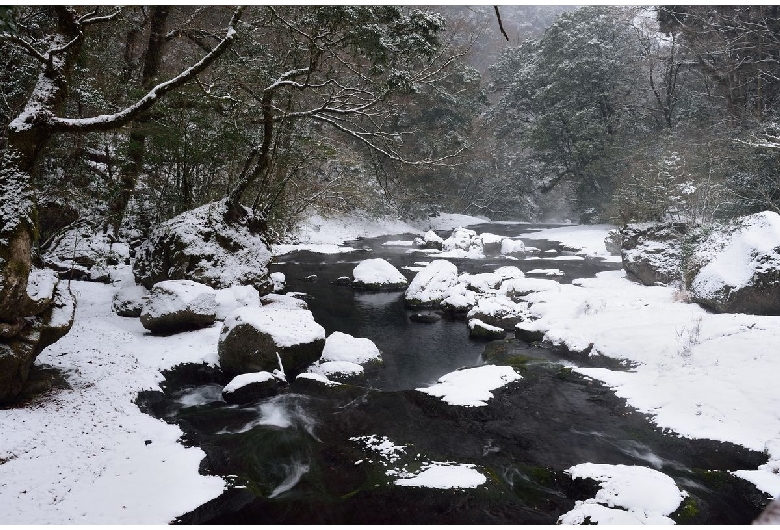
[0,32,48,65]
[47,6,245,133]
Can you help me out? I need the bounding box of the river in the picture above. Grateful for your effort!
[138,222,769,524]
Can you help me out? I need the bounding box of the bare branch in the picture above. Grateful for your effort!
[0,32,48,65]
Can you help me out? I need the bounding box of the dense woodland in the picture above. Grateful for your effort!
[2,5,780,324]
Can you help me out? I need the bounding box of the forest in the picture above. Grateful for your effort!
[3,5,780,525]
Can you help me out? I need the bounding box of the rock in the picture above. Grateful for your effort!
[307,361,366,383]
[690,211,780,315]
[620,223,687,286]
[500,278,561,301]
[441,227,484,258]
[352,258,408,291]
[270,272,286,293]
[306,331,383,381]
[292,372,342,391]
[222,371,285,404]
[133,199,273,293]
[218,306,325,378]
[112,284,148,317]
[42,221,128,283]
[479,232,504,252]
[332,276,352,286]
[0,281,75,404]
[140,280,217,334]
[468,318,506,340]
[440,283,478,313]
[301,274,318,282]
[500,238,526,256]
[604,229,622,256]
[405,260,459,308]
[466,295,529,330]
[515,326,545,343]
[459,272,503,293]
[260,293,308,310]
[417,230,444,250]
[409,312,441,323]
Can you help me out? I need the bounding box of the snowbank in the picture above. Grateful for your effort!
[394,463,486,489]
[516,268,780,496]
[0,280,225,524]
[519,224,620,262]
[417,365,521,407]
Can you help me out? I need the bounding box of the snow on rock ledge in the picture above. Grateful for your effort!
[306,331,383,380]
[559,463,686,525]
[352,258,408,291]
[222,371,284,404]
[218,306,325,378]
[133,200,273,293]
[417,365,521,407]
[140,280,217,334]
[691,211,780,315]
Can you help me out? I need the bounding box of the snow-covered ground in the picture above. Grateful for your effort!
[0,279,225,524]
[519,224,621,263]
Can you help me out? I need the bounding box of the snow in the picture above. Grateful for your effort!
[288,211,421,245]
[691,211,780,298]
[26,268,58,302]
[459,272,503,293]
[441,227,484,258]
[308,360,364,377]
[405,260,459,306]
[466,295,527,323]
[272,243,355,255]
[527,268,564,276]
[0,280,225,524]
[321,331,382,364]
[559,463,685,525]
[383,240,415,246]
[260,293,308,310]
[519,224,621,262]
[352,258,407,287]
[421,213,489,231]
[394,463,486,489]
[500,238,526,255]
[221,307,324,349]
[214,285,261,320]
[516,268,780,495]
[479,232,504,245]
[468,318,504,333]
[270,272,285,292]
[295,373,341,386]
[350,435,407,463]
[417,365,521,407]
[223,371,275,394]
[500,277,561,297]
[141,280,216,320]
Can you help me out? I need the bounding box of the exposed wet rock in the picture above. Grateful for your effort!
[140,280,217,334]
[468,318,506,340]
[332,276,352,286]
[218,307,325,378]
[409,312,441,323]
[222,372,285,404]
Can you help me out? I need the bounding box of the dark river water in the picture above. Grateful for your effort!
[138,223,770,524]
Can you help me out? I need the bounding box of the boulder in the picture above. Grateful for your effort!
[459,272,503,293]
[409,312,441,323]
[218,306,325,378]
[140,280,217,334]
[620,223,687,286]
[468,318,506,340]
[112,284,148,317]
[270,272,286,293]
[415,230,444,250]
[42,221,129,283]
[306,331,383,381]
[441,227,484,258]
[604,229,622,256]
[499,277,561,301]
[352,258,408,291]
[333,276,352,286]
[466,295,528,330]
[260,293,309,310]
[690,211,780,315]
[405,260,459,308]
[479,232,504,252]
[0,280,75,404]
[500,238,526,256]
[440,283,478,313]
[222,371,285,404]
[133,199,273,293]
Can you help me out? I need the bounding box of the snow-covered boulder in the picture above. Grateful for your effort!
[468,318,506,340]
[405,260,459,308]
[215,285,261,321]
[459,272,502,293]
[222,371,285,404]
[500,238,525,256]
[494,266,525,280]
[620,223,686,286]
[466,295,528,330]
[352,258,408,291]
[306,331,383,381]
[270,272,285,293]
[440,227,484,258]
[604,229,622,256]
[218,306,325,378]
[260,293,308,310]
[133,199,273,293]
[479,232,504,251]
[440,283,478,313]
[42,220,129,283]
[140,280,217,334]
[415,230,444,250]
[112,284,148,317]
[690,211,780,315]
[500,277,561,301]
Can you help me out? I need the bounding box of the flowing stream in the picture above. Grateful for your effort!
[138,222,770,524]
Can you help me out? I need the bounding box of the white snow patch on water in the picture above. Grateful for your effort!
[417,365,521,407]
[559,463,685,525]
[394,463,486,489]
